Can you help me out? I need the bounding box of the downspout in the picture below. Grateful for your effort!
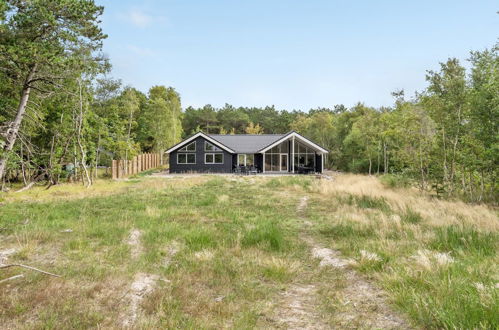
[262,152,265,173]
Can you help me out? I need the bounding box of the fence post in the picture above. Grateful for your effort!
[112,160,117,179]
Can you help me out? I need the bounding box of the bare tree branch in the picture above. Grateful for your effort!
[0,264,61,278]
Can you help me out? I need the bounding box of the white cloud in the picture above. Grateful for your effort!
[120,8,166,29]
[126,45,157,57]
[128,10,152,28]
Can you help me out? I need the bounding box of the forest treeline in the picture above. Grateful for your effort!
[182,48,498,203]
[0,1,497,203]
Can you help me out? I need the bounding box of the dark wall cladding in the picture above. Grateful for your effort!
[315,154,323,173]
[168,135,325,174]
[169,136,233,173]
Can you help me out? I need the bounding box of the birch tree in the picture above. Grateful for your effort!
[0,0,106,181]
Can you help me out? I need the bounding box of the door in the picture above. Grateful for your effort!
[280,154,288,172]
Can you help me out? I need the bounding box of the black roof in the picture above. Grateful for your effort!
[208,134,286,153]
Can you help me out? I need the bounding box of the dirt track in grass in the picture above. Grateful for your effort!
[271,195,412,329]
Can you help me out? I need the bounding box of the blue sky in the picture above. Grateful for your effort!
[100,0,498,110]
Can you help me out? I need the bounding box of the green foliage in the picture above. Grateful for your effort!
[0,0,497,207]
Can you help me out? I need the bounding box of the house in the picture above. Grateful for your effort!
[165,131,328,174]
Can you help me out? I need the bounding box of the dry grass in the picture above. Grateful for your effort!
[312,173,499,232]
[309,173,498,329]
[1,173,497,329]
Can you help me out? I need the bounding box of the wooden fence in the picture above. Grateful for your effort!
[112,153,161,179]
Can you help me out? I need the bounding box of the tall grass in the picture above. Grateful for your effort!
[339,194,391,213]
[430,225,497,256]
[242,221,285,251]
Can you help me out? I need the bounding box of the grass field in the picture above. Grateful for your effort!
[0,174,497,329]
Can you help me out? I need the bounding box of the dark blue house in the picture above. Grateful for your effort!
[165,131,328,174]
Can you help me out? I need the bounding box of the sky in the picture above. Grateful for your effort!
[100,0,498,111]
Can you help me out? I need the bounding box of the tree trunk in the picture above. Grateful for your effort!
[377,142,381,175]
[0,64,38,182]
[95,131,101,180]
[383,142,388,174]
[418,142,426,190]
[76,79,91,187]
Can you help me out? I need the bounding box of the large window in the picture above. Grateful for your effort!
[205,141,221,151]
[237,154,254,166]
[264,141,289,171]
[293,141,315,168]
[178,153,196,164]
[205,153,223,164]
[179,141,196,152]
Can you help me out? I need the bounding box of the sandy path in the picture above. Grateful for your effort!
[122,229,158,328]
[271,196,412,329]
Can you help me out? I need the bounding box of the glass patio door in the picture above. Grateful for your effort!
[280,154,288,172]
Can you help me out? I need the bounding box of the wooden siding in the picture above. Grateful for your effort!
[169,136,233,173]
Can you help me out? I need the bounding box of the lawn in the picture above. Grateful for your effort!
[0,174,497,329]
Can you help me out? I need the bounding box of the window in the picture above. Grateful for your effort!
[179,141,196,152]
[205,153,223,164]
[293,141,315,168]
[265,140,289,171]
[177,153,196,164]
[205,141,221,151]
[237,154,254,166]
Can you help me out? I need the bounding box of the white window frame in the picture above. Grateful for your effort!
[237,154,254,166]
[177,153,196,164]
[205,153,224,164]
[204,141,221,152]
[179,141,196,152]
